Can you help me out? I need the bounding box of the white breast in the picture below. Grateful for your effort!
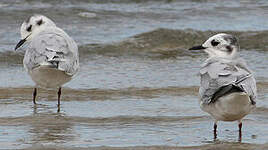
[200,92,256,121]
[29,66,72,89]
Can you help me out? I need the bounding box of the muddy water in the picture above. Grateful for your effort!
[0,0,268,149]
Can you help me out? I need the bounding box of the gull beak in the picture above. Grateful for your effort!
[15,34,31,50]
[189,45,206,51]
[15,38,27,50]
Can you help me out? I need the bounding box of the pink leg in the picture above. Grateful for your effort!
[238,122,242,142]
[33,88,37,104]
[57,87,62,112]
[214,121,217,139]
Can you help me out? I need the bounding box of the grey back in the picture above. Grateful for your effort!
[23,27,79,76]
[199,57,257,105]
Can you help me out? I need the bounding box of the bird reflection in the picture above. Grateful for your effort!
[29,104,75,144]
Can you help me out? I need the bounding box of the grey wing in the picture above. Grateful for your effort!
[23,31,79,76]
[237,73,257,104]
[199,60,256,104]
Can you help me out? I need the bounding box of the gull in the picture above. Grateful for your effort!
[15,14,79,111]
[189,33,257,140]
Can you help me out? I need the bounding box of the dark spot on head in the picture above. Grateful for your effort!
[56,52,64,55]
[224,35,238,46]
[53,55,59,59]
[230,37,238,45]
[226,46,233,52]
[37,19,43,25]
[26,25,32,32]
[211,39,220,47]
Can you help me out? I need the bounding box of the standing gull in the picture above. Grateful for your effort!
[189,33,257,140]
[15,14,79,111]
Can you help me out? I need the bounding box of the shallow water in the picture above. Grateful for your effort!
[0,0,268,149]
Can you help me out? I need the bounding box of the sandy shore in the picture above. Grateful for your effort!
[23,143,268,150]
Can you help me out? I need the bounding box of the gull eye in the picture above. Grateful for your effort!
[211,40,220,47]
[37,19,43,25]
[26,25,32,32]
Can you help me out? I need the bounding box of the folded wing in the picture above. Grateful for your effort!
[23,28,79,76]
[199,58,257,105]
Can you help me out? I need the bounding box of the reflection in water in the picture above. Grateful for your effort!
[0,90,266,149]
[29,105,75,145]
[213,130,242,143]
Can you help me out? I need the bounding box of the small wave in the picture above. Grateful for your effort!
[18,0,184,4]
[78,12,97,18]
[0,115,209,126]
[253,107,268,115]
[79,28,268,58]
[0,51,24,65]
[0,3,8,8]
[257,82,268,93]
[0,86,199,101]
[2,29,268,63]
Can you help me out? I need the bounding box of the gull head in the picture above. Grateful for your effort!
[189,33,240,59]
[15,14,56,50]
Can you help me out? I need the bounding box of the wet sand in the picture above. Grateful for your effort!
[23,143,268,150]
[0,82,267,149]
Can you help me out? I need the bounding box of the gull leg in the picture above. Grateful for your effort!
[57,87,62,112]
[33,88,37,104]
[238,120,242,142]
[214,121,218,140]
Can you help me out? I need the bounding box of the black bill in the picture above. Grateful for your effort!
[188,45,206,50]
[15,38,27,50]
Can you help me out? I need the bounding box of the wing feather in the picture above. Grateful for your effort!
[23,27,79,76]
[199,58,257,105]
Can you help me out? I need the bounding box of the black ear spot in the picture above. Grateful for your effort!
[37,19,43,25]
[226,46,233,52]
[26,25,32,32]
[211,39,220,47]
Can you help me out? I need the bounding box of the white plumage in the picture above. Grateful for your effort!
[15,14,79,111]
[189,33,257,140]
